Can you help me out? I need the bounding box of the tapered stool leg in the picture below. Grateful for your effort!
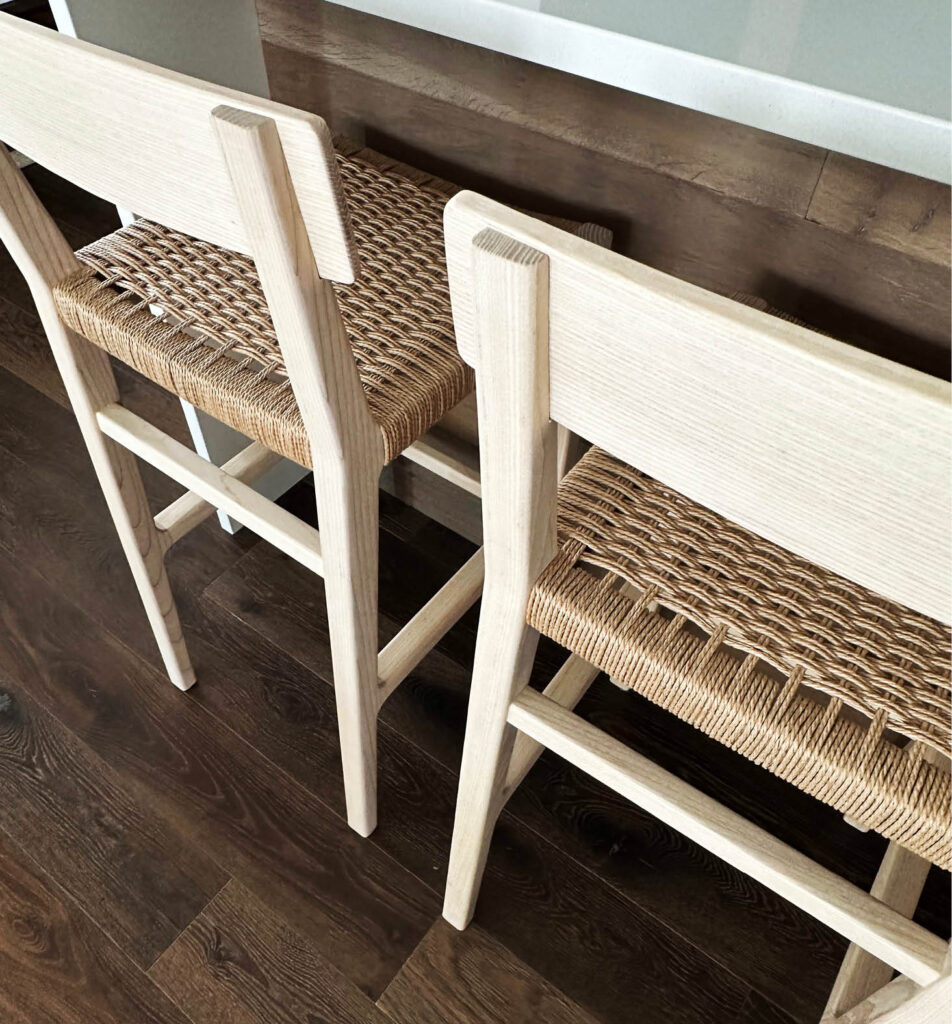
[315,460,381,837]
[48,321,194,689]
[443,600,539,929]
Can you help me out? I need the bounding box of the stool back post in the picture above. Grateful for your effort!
[211,105,383,475]
[444,226,558,926]
[211,104,384,834]
[0,140,195,688]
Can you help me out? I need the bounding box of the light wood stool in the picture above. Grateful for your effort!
[0,15,605,837]
[440,190,951,1023]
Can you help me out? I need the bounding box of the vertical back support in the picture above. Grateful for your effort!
[212,105,384,835]
[444,228,557,926]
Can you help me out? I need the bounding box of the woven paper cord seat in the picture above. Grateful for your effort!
[527,446,952,868]
[50,142,491,466]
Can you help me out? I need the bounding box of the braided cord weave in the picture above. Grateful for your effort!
[53,145,473,465]
[527,447,951,867]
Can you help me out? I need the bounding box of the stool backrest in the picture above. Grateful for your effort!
[444,190,951,625]
[0,13,356,283]
[0,13,382,475]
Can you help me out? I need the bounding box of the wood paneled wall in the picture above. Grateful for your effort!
[257,0,950,377]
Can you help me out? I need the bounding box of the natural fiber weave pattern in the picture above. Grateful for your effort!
[52,144,473,466]
[527,447,952,868]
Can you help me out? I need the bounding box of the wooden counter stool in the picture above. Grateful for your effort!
[0,15,604,837]
[440,191,951,1023]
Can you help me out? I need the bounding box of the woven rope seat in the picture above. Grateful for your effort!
[51,142,477,466]
[527,446,952,868]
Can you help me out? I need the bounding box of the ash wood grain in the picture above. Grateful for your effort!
[443,229,555,929]
[0,141,195,689]
[257,0,827,216]
[1,162,947,1024]
[378,919,601,1024]
[0,680,226,969]
[0,15,355,278]
[0,544,438,999]
[807,153,951,267]
[150,880,384,1024]
[193,487,951,1020]
[0,832,190,1024]
[444,194,951,623]
[507,690,945,985]
[262,41,950,372]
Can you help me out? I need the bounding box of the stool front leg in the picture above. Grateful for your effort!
[49,321,194,690]
[443,599,540,929]
[314,458,381,837]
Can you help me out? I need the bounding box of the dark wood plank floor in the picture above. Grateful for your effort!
[0,165,947,1024]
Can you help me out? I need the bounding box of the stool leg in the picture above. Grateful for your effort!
[443,595,540,929]
[822,839,932,1021]
[49,322,194,689]
[314,460,380,837]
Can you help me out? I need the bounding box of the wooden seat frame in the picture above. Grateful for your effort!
[0,14,486,837]
[440,190,951,1023]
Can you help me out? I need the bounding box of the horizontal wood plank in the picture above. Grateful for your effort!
[379,919,601,1024]
[150,879,384,1024]
[807,153,951,267]
[257,0,828,216]
[0,832,190,1024]
[0,681,226,969]
[261,34,950,373]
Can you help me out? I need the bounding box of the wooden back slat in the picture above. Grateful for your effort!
[0,14,356,282]
[445,191,951,623]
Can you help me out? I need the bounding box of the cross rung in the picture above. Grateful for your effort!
[402,433,481,498]
[97,403,323,576]
[377,547,484,706]
[507,687,948,986]
[154,439,283,549]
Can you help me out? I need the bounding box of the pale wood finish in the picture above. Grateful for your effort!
[402,433,482,498]
[0,24,491,836]
[0,141,193,691]
[825,743,949,1018]
[153,440,283,550]
[502,653,602,803]
[0,13,355,279]
[214,104,386,837]
[827,970,951,1024]
[97,405,325,577]
[441,203,950,1022]
[444,192,951,624]
[823,843,933,1016]
[443,229,556,929]
[377,548,485,706]
[507,688,946,986]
